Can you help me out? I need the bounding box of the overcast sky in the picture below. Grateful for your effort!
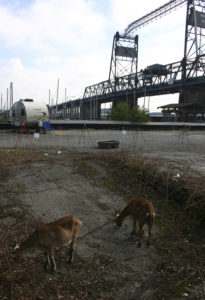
[0,0,187,112]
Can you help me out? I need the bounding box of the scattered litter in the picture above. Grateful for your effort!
[173,173,180,180]
[34,133,40,139]
[122,129,126,135]
[44,153,48,156]
[57,151,62,154]
[182,293,188,297]
[58,130,63,135]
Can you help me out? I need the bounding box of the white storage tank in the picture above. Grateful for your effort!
[10,99,49,127]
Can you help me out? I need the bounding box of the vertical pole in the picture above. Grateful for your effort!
[80,99,82,120]
[64,88,67,119]
[143,85,146,110]
[95,95,97,119]
[135,35,139,74]
[49,89,51,107]
[56,78,59,118]
[148,96,150,112]
[90,98,91,120]
[6,88,9,118]
[182,0,190,81]
[10,82,13,110]
[48,89,51,117]
[93,98,95,120]
[192,0,199,57]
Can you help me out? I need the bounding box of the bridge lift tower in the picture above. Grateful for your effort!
[108,31,138,107]
[180,0,205,106]
[109,31,138,81]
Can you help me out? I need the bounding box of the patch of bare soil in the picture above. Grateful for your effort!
[0,149,205,299]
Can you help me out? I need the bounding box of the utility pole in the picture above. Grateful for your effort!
[64,88,67,119]
[10,82,13,110]
[56,78,59,118]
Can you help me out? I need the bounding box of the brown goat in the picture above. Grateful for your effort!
[115,197,155,247]
[14,215,82,273]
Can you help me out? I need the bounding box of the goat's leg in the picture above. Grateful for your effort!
[138,222,144,247]
[44,252,50,269]
[67,240,75,264]
[67,227,80,264]
[49,248,56,273]
[131,218,137,235]
[147,224,152,247]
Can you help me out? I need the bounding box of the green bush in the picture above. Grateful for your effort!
[110,102,150,122]
[128,105,150,122]
[110,102,130,121]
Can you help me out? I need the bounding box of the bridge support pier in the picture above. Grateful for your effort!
[178,87,205,121]
[112,93,138,109]
[81,100,101,120]
[180,88,205,109]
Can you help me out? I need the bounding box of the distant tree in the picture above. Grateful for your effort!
[128,105,150,122]
[110,102,130,121]
[110,102,150,122]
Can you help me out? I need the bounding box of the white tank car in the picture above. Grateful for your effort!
[10,99,49,127]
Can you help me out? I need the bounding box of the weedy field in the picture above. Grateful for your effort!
[0,149,205,299]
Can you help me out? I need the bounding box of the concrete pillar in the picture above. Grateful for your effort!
[179,88,205,112]
[81,101,92,120]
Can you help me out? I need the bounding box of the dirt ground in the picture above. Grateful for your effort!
[1,129,205,299]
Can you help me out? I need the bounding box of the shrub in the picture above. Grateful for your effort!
[110,102,150,122]
[110,102,130,121]
[128,105,150,122]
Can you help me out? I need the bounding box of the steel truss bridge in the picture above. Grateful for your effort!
[53,0,205,121]
[83,59,205,100]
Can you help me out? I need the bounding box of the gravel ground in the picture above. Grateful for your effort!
[1,128,205,175]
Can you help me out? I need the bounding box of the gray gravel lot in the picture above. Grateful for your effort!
[1,128,205,175]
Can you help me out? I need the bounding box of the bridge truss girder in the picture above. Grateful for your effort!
[84,57,205,100]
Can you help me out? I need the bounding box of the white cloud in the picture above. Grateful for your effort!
[0,0,108,51]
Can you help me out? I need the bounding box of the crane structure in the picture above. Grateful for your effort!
[55,0,205,122]
[124,0,187,35]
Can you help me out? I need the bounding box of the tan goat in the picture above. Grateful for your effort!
[14,215,82,273]
[115,197,155,247]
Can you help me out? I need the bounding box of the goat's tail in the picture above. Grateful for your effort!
[146,212,155,227]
